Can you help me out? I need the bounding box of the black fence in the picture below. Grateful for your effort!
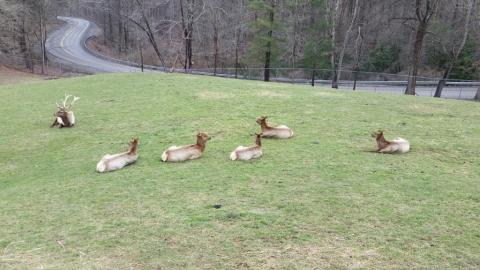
[1,53,478,100]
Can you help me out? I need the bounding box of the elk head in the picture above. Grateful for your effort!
[371,130,390,150]
[371,130,384,140]
[256,116,268,126]
[128,138,139,155]
[197,132,211,143]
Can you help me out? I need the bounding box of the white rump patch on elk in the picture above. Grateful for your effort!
[96,138,139,173]
[51,93,80,128]
[256,116,293,139]
[161,132,211,162]
[230,133,263,161]
[371,131,410,154]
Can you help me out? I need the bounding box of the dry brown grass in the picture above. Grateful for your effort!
[0,65,43,85]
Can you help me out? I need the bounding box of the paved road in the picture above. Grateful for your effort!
[46,17,142,73]
[320,83,479,100]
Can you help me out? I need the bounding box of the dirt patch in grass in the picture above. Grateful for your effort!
[312,90,344,98]
[245,242,379,269]
[257,90,290,98]
[196,90,235,99]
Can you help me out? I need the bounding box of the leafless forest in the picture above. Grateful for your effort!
[0,0,479,95]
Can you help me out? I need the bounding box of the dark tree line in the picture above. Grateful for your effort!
[1,0,479,96]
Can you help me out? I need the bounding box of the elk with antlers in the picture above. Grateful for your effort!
[371,131,410,154]
[230,133,263,161]
[50,94,80,128]
[256,116,293,139]
[96,138,139,173]
[161,132,211,162]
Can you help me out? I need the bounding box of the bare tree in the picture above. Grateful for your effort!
[126,0,166,68]
[433,0,476,98]
[352,25,363,90]
[405,0,440,95]
[336,0,361,86]
[329,0,341,88]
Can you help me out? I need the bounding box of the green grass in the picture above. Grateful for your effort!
[0,73,479,269]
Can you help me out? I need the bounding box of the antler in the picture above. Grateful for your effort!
[67,96,80,109]
[61,93,72,108]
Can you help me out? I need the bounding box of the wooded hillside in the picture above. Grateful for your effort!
[1,0,479,93]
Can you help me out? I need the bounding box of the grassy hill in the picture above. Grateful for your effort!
[0,73,479,269]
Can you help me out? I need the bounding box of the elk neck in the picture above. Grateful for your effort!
[255,135,262,147]
[128,141,138,155]
[196,137,207,152]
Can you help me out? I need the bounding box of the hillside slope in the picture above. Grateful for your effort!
[0,73,479,269]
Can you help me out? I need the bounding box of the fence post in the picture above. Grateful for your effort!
[311,69,315,87]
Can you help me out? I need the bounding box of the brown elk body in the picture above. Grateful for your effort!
[96,138,139,172]
[230,133,263,161]
[256,116,293,139]
[372,131,410,154]
[161,132,211,162]
[51,94,79,128]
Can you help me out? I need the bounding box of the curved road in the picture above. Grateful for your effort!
[46,17,142,73]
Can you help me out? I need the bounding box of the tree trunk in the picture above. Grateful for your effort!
[475,86,480,101]
[139,43,144,72]
[117,0,122,54]
[405,0,440,95]
[434,64,453,98]
[264,1,275,82]
[311,69,315,87]
[19,20,32,70]
[330,0,341,88]
[40,12,46,74]
[405,24,426,95]
[108,12,113,43]
[353,25,363,91]
[124,24,128,50]
[234,29,239,79]
[180,0,194,69]
[128,0,166,68]
[213,23,218,76]
[291,0,300,68]
[434,0,475,98]
[103,11,107,45]
[337,0,360,85]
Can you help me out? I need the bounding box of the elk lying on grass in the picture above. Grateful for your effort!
[50,94,80,128]
[371,131,410,154]
[230,133,263,161]
[96,138,139,172]
[161,132,211,162]
[256,116,293,139]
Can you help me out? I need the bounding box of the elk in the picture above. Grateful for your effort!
[256,116,293,139]
[161,132,211,162]
[230,133,263,161]
[371,131,410,154]
[50,94,80,128]
[96,138,139,173]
